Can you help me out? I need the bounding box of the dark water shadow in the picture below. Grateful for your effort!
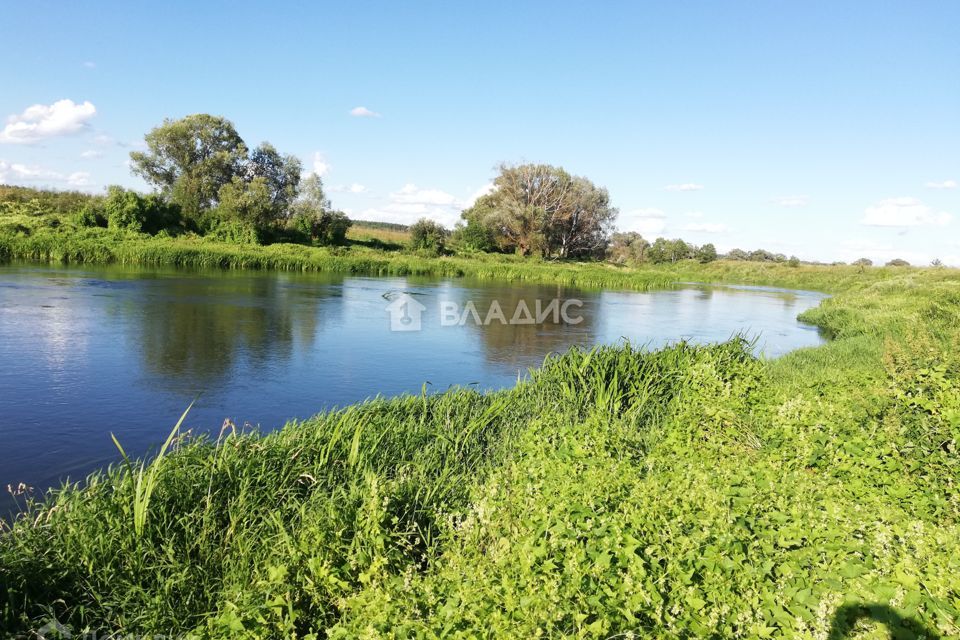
[828,603,941,639]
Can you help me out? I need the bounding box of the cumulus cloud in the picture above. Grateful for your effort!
[466,182,495,207]
[308,152,330,177]
[683,222,729,233]
[349,106,381,118]
[664,183,704,192]
[80,149,103,159]
[0,159,92,189]
[773,196,809,207]
[925,179,957,190]
[618,208,668,236]
[67,172,91,187]
[391,183,458,206]
[355,183,490,227]
[0,99,97,144]
[860,197,952,227]
[839,239,942,266]
[330,183,367,194]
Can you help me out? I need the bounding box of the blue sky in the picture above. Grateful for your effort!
[1,1,958,264]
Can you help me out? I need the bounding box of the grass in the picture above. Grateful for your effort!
[0,215,947,295]
[2,211,960,637]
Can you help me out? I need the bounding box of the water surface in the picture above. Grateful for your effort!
[0,263,826,512]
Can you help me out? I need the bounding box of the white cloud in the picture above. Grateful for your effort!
[466,182,495,207]
[330,183,367,194]
[355,182,486,227]
[391,183,458,206]
[308,152,330,177]
[683,222,729,233]
[773,195,809,207]
[349,106,381,118]
[67,172,91,187]
[860,197,952,227]
[618,208,668,236]
[925,179,957,190]
[80,149,103,159]
[839,239,941,266]
[0,159,92,190]
[664,183,704,192]
[82,61,96,69]
[0,99,97,144]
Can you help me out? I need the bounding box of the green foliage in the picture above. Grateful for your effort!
[3,285,960,637]
[647,237,691,264]
[104,186,181,234]
[215,176,276,232]
[72,205,107,229]
[606,231,650,265]
[696,242,717,263]
[886,258,910,267]
[451,218,496,253]
[461,163,617,258]
[130,114,248,217]
[409,218,448,255]
[286,175,352,246]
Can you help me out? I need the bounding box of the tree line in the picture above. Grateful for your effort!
[2,113,941,267]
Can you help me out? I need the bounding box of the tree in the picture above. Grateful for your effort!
[215,176,275,234]
[461,163,617,258]
[885,258,910,267]
[726,248,748,261]
[696,243,717,263]
[103,185,180,234]
[129,114,248,218]
[246,142,301,213]
[606,232,650,264]
[287,174,351,245]
[853,258,873,267]
[409,218,448,254]
[451,218,496,252]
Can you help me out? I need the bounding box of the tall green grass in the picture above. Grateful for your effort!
[2,232,960,637]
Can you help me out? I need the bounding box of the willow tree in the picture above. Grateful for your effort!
[461,163,617,258]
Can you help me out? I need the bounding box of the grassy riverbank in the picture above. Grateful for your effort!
[0,220,938,295]
[1,256,959,637]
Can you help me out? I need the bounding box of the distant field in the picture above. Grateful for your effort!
[346,222,410,247]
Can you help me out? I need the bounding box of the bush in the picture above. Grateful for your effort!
[886,258,910,267]
[104,186,180,234]
[452,219,496,253]
[409,218,447,254]
[208,219,262,244]
[285,210,352,246]
[73,206,107,229]
[695,243,717,263]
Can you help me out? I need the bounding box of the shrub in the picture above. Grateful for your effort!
[452,219,496,253]
[409,218,447,254]
[104,186,181,234]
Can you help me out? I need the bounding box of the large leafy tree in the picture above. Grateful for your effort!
[246,142,302,213]
[129,114,248,217]
[461,163,617,258]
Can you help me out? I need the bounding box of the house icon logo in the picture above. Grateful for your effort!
[385,292,427,331]
[37,619,72,638]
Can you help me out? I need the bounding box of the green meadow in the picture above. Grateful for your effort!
[1,219,958,638]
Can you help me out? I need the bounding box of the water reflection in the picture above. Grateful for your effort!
[0,264,827,514]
